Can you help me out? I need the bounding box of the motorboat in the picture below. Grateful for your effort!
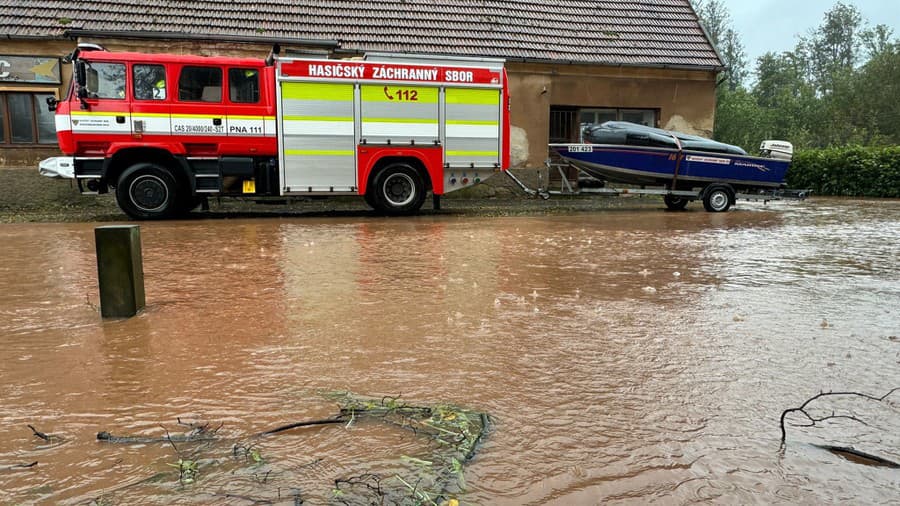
[550,121,793,192]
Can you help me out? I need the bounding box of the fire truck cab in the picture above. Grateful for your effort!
[47,45,510,219]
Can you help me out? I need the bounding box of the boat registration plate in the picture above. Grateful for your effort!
[569,145,594,153]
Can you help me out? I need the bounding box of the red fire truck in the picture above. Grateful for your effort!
[44,44,510,219]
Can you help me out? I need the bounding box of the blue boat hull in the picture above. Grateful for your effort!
[551,144,790,190]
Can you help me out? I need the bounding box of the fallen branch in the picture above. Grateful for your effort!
[779,387,899,444]
[97,429,217,444]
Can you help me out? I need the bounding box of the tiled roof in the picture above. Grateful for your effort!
[1,0,722,69]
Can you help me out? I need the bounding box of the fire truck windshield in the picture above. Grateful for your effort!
[84,61,126,99]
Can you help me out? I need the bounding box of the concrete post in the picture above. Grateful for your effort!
[95,225,145,318]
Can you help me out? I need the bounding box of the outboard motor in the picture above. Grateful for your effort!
[760,140,793,161]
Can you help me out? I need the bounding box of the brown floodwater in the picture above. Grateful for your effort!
[1,198,898,504]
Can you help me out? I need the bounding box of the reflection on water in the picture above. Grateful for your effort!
[0,198,898,504]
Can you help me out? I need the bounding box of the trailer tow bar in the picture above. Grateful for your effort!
[505,169,550,199]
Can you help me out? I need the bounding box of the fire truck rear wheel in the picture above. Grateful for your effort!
[371,163,426,215]
[116,163,181,220]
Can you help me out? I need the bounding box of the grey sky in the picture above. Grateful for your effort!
[715,0,900,64]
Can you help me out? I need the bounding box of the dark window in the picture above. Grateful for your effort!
[229,68,260,103]
[84,62,126,99]
[549,107,578,143]
[577,108,658,141]
[34,93,56,143]
[179,66,222,102]
[133,64,167,100]
[0,93,58,145]
[9,94,35,143]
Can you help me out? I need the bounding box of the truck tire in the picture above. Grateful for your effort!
[702,184,733,213]
[663,194,689,211]
[115,162,181,220]
[370,163,426,215]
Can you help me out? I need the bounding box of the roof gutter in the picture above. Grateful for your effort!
[507,56,724,73]
[334,48,723,72]
[63,29,340,48]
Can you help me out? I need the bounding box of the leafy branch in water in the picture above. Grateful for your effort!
[326,392,491,504]
[38,392,490,504]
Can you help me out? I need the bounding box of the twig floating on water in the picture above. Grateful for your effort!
[2,461,38,471]
[28,424,51,441]
[258,417,347,436]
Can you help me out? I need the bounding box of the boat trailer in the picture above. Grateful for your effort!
[505,159,810,212]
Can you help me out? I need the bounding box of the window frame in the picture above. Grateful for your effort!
[133,63,168,101]
[82,61,127,100]
[0,90,60,146]
[227,67,261,104]
[576,107,659,142]
[177,65,224,103]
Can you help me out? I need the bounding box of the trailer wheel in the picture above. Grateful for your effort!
[664,194,689,211]
[115,163,180,220]
[370,163,426,215]
[702,185,733,213]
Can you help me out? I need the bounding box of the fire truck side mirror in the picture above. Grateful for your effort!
[75,61,87,88]
[74,61,91,109]
[46,96,58,112]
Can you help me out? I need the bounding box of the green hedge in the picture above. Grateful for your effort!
[788,146,900,197]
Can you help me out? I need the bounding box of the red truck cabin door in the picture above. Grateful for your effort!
[222,66,272,156]
[70,59,131,149]
[130,62,171,142]
[172,64,227,156]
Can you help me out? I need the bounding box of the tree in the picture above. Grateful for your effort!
[853,46,900,144]
[862,24,896,59]
[691,0,749,90]
[752,52,817,146]
[796,2,865,94]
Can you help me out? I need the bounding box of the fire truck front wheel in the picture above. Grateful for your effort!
[115,163,181,220]
[370,163,427,215]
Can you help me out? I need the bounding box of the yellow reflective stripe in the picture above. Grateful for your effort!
[446,119,498,125]
[285,149,354,156]
[361,85,439,103]
[71,111,276,121]
[283,115,353,122]
[70,111,125,116]
[446,88,500,105]
[361,117,438,124]
[282,82,353,101]
[447,150,499,156]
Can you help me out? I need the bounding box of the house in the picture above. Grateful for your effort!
[0,0,722,169]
